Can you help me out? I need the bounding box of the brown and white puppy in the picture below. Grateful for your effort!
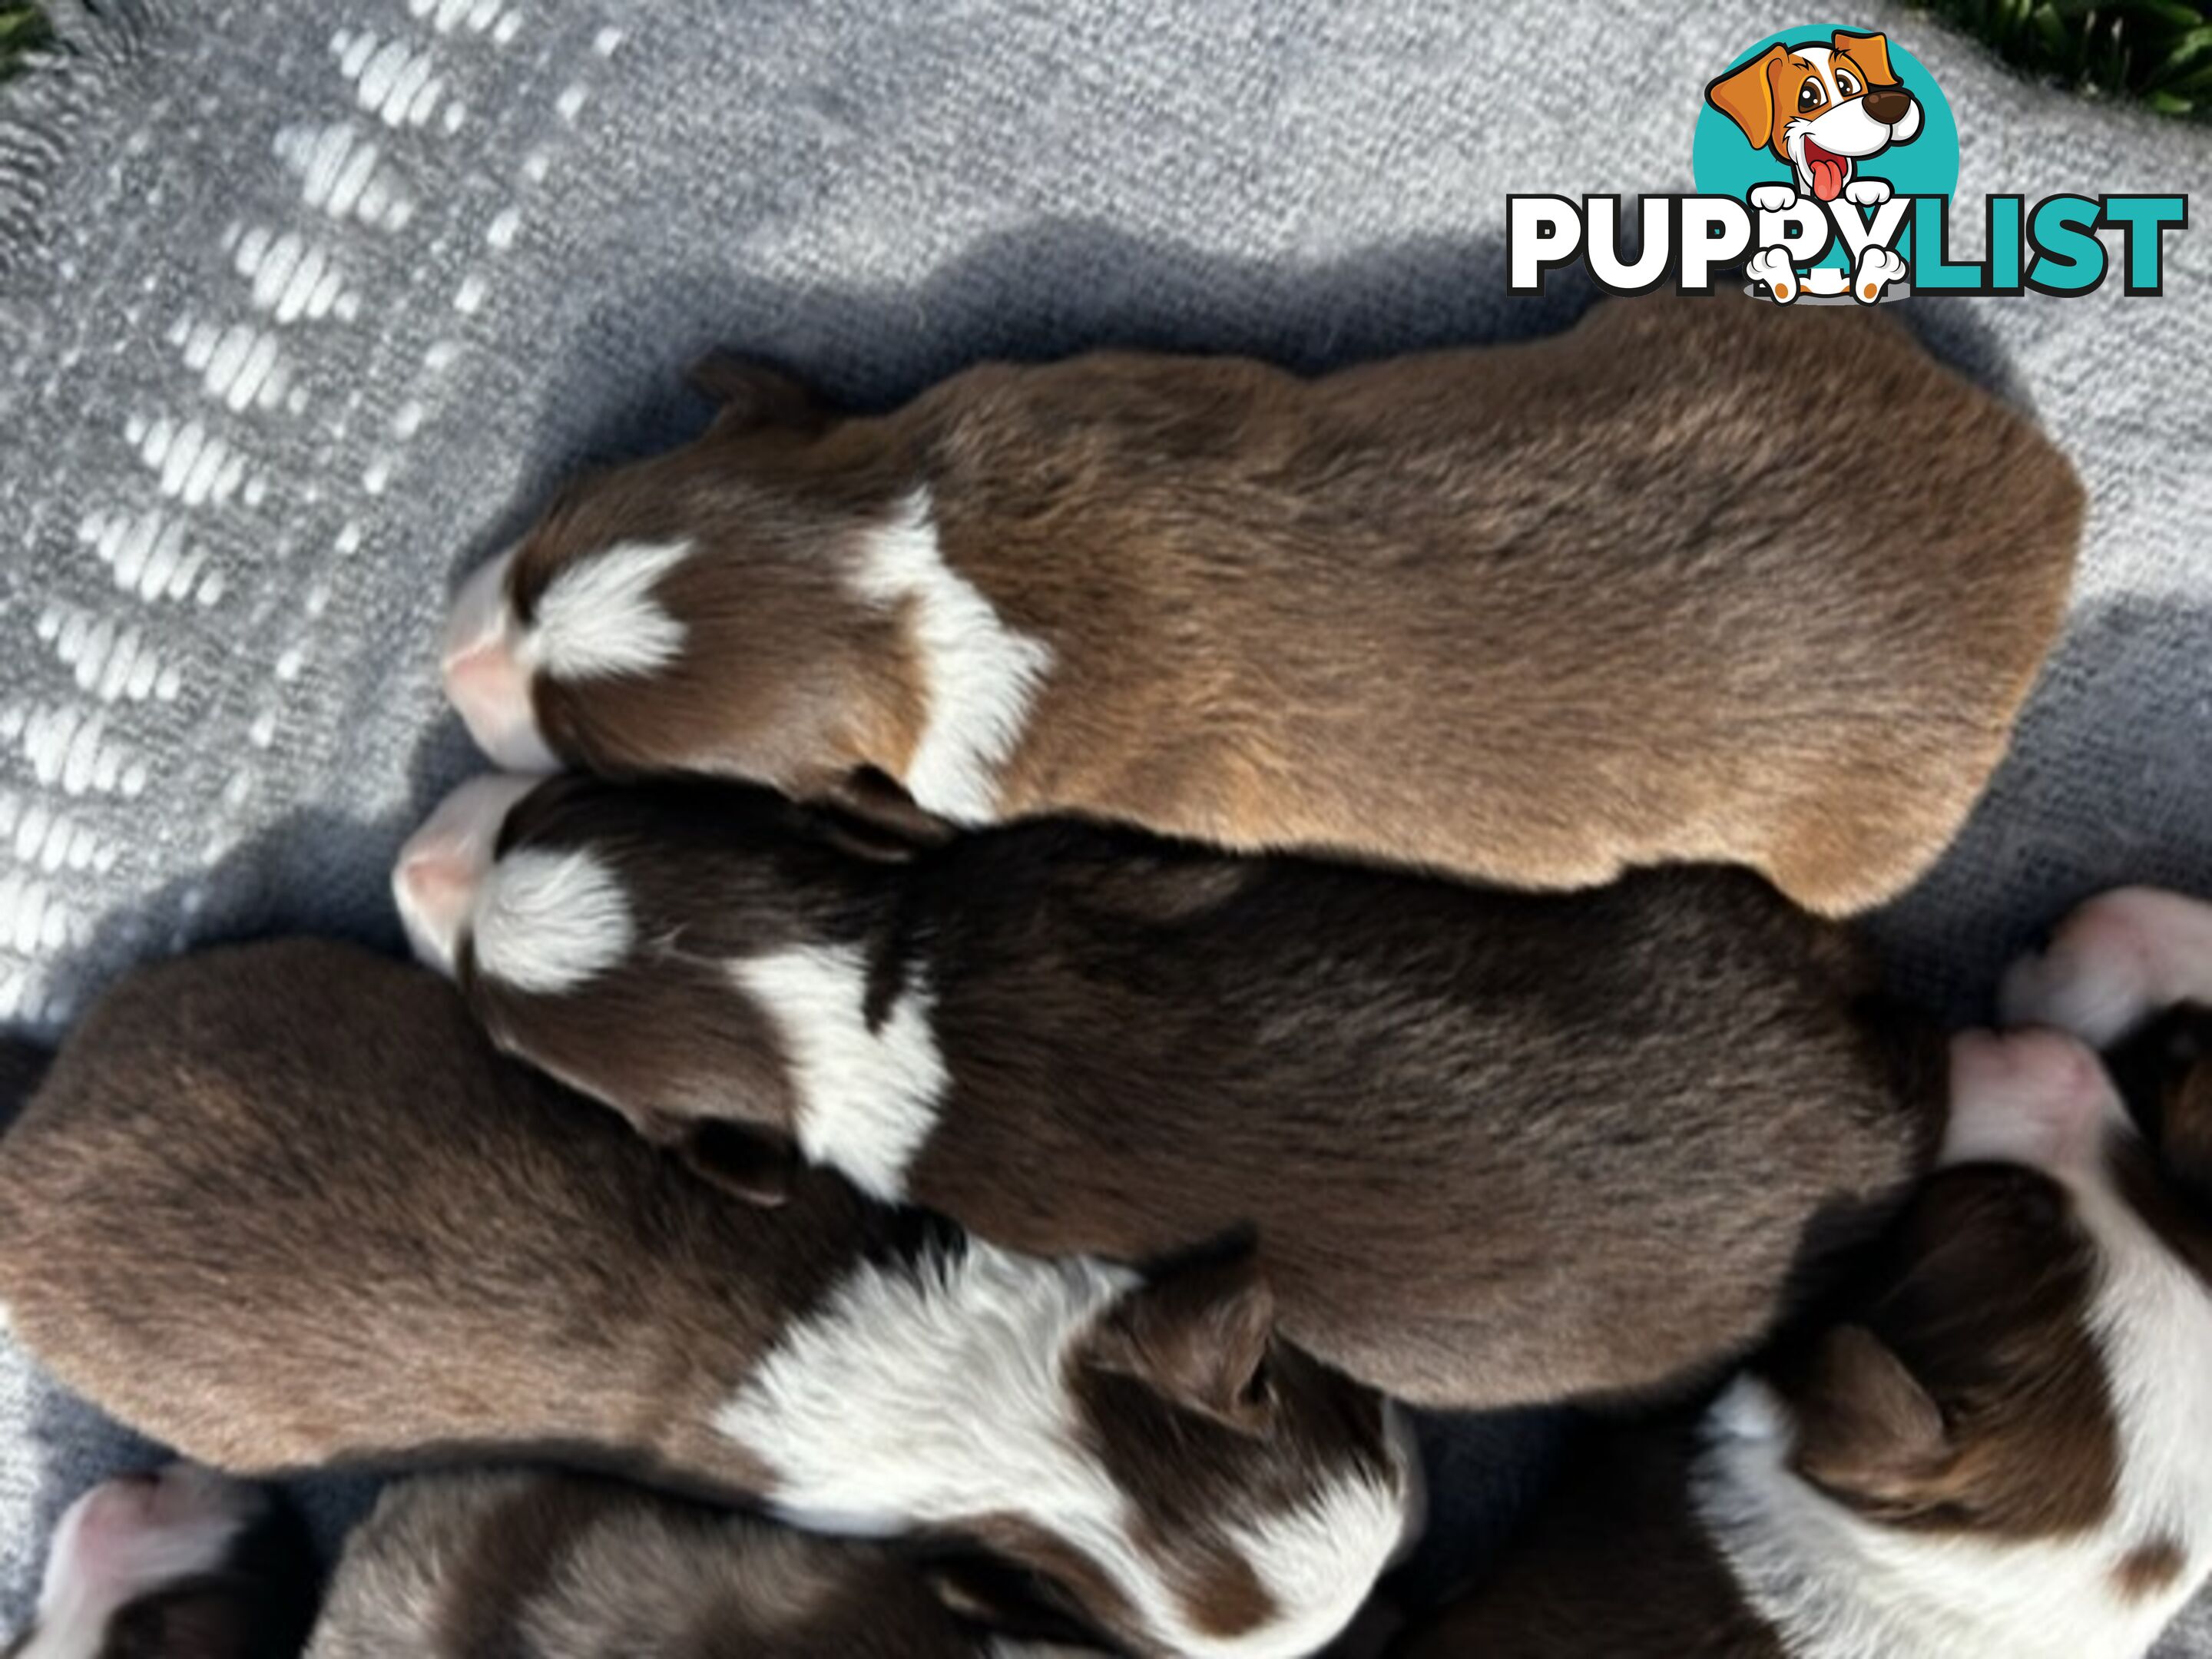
[308,1468,1092,1658]
[437,293,2080,919]
[4,1465,317,1659]
[395,771,1943,1409]
[1394,1022,2212,1658]
[2001,886,2212,1048]
[0,942,1418,1659]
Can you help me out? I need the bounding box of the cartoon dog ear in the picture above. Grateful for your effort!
[1088,1247,1279,1435]
[684,350,828,437]
[1783,1324,1950,1512]
[1833,29,1899,88]
[1706,45,1785,149]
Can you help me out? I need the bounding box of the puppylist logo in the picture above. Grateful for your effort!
[1510,25,2187,303]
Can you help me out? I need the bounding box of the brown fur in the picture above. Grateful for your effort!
[309,1469,1045,1658]
[462,775,1945,1409]
[2111,1538,2188,1603]
[0,941,1402,1659]
[501,293,2080,916]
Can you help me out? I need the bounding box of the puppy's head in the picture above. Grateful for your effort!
[5,1464,317,1659]
[1705,31,1922,202]
[439,362,916,785]
[1711,1026,2212,1651]
[391,771,912,1200]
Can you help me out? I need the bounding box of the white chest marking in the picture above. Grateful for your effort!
[849,489,1051,824]
[524,537,691,680]
[730,942,946,1203]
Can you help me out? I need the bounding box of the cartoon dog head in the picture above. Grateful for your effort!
[1707,31,1922,203]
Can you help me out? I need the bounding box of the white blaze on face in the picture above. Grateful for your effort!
[391,773,545,979]
[19,1465,263,1659]
[441,538,693,772]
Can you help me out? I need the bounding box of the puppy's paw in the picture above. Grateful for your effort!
[1943,1028,2122,1175]
[2001,888,2212,1046]
[1749,184,1798,213]
[1843,177,1892,207]
[1746,245,1800,303]
[1851,245,1907,303]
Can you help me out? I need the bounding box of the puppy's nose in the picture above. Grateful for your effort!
[1942,1028,2126,1176]
[392,773,541,977]
[1863,88,1911,126]
[442,550,561,773]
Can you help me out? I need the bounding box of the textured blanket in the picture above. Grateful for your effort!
[2,0,2208,1644]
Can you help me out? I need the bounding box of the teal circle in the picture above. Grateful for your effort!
[1691,25,1959,269]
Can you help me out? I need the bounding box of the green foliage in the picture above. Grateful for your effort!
[1920,0,2212,116]
[0,5,54,81]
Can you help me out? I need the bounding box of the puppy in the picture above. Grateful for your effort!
[396,772,1944,1409]
[0,942,1417,1659]
[2001,886,2212,1048]
[1395,1024,2212,1658]
[438,293,2080,918]
[309,1468,1091,1657]
[1707,29,1924,207]
[4,1464,317,1659]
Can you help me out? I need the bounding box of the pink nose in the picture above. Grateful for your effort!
[1942,1027,2126,1177]
[442,551,561,773]
[392,773,541,977]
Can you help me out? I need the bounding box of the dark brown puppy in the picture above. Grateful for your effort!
[0,942,1417,1659]
[308,1469,1092,1659]
[3,1464,317,1659]
[397,773,1944,1409]
[1395,1025,2212,1659]
[440,294,2081,917]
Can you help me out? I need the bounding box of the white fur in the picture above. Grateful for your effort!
[523,538,691,680]
[22,1467,256,1659]
[1843,178,1892,207]
[849,490,1051,824]
[1696,1140,2212,1659]
[730,942,947,1203]
[714,1241,1404,1659]
[470,846,633,995]
[1776,45,1919,199]
[2002,889,2212,1047]
[1747,245,1800,303]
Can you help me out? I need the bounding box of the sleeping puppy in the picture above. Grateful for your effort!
[435,293,2080,918]
[309,1468,1093,1657]
[0,942,1418,1659]
[4,1464,317,1659]
[1394,1023,2212,1658]
[395,771,1944,1409]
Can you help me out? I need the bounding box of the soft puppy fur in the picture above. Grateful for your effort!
[438,293,2079,918]
[0,942,1416,1659]
[396,772,1945,1409]
[1394,1019,2212,1659]
[308,1468,1088,1658]
[4,1465,317,1659]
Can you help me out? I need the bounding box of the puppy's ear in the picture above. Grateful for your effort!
[2108,1005,2212,1206]
[685,351,828,437]
[1706,45,1785,149]
[1834,29,1899,88]
[926,1556,1108,1647]
[1783,1324,1949,1511]
[1088,1247,1278,1434]
[637,1107,797,1207]
[816,768,957,862]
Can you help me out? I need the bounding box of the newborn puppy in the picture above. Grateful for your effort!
[1396,1025,2212,1658]
[439,294,2080,917]
[309,1468,1091,1658]
[0,942,1416,1659]
[396,772,1943,1409]
[2002,886,2212,1048]
[5,1464,317,1659]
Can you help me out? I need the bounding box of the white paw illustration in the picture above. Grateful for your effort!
[1852,245,1908,303]
[1749,184,1799,214]
[1843,178,1892,207]
[1746,245,1799,304]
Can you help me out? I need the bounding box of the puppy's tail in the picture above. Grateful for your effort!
[0,1037,51,1137]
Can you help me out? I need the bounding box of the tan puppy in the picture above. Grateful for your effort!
[438,293,2080,916]
[310,1469,1094,1658]
[0,942,1417,1659]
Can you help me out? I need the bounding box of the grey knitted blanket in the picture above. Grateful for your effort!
[1,0,2208,1645]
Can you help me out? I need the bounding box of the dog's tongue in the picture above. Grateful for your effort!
[1807,147,1848,202]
